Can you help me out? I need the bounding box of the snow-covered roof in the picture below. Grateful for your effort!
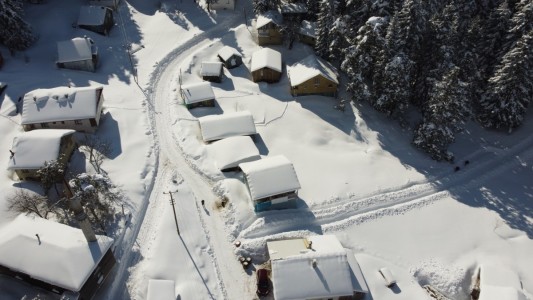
[21,86,102,125]
[201,62,223,77]
[269,235,357,300]
[299,20,316,38]
[208,136,261,171]
[479,265,526,300]
[0,215,113,292]
[78,6,108,26]
[7,129,75,170]
[251,48,282,73]
[147,279,175,300]
[256,10,282,28]
[239,155,300,201]
[57,37,94,63]
[279,1,308,14]
[288,54,339,86]
[181,82,215,104]
[217,46,242,61]
[198,111,257,142]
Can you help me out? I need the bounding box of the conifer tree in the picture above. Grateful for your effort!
[315,0,334,58]
[0,0,36,51]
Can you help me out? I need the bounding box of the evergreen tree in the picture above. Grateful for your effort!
[478,31,533,130]
[315,0,334,58]
[306,0,319,20]
[37,154,66,196]
[479,1,512,76]
[374,53,414,117]
[0,0,36,51]
[253,0,269,14]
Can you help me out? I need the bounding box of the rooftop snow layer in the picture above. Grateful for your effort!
[0,215,113,292]
[251,48,282,73]
[21,86,102,124]
[7,129,75,170]
[147,279,175,300]
[239,155,300,201]
[78,6,108,26]
[479,286,527,300]
[288,54,339,86]
[479,264,526,300]
[208,136,261,171]
[201,62,223,77]
[279,1,308,14]
[198,111,257,142]
[299,20,316,38]
[57,37,94,63]
[217,46,242,61]
[256,10,282,28]
[181,82,215,104]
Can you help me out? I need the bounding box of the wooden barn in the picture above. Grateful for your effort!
[256,11,283,46]
[201,62,223,83]
[217,46,242,69]
[288,54,339,97]
[0,215,116,300]
[198,111,257,142]
[7,129,76,181]
[181,82,216,109]
[251,48,282,83]
[21,86,105,133]
[208,136,261,172]
[77,6,114,36]
[298,20,316,46]
[56,37,98,72]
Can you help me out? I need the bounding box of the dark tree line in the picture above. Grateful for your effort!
[0,0,36,51]
[307,0,532,161]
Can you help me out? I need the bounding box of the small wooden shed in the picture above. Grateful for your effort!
[201,62,223,83]
[298,20,316,46]
[256,11,283,46]
[288,54,339,97]
[251,48,282,83]
[57,37,98,72]
[78,6,114,36]
[181,82,216,109]
[217,46,242,69]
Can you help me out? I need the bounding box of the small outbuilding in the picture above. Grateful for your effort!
[77,6,114,36]
[251,48,282,83]
[181,82,216,109]
[239,155,300,212]
[267,235,369,300]
[21,86,105,133]
[147,279,175,300]
[200,62,223,83]
[7,129,76,181]
[198,111,257,142]
[209,0,235,10]
[57,37,98,72]
[288,54,339,97]
[0,215,116,300]
[256,10,283,46]
[217,46,243,69]
[208,136,261,172]
[298,20,316,46]
[89,0,120,9]
[473,264,528,300]
[279,1,308,18]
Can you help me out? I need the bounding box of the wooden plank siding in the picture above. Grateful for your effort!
[258,24,283,45]
[290,74,337,97]
[252,67,282,83]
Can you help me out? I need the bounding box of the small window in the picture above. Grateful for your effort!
[40,123,49,128]
[314,78,320,86]
[75,120,83,125]
[328,84,333,88]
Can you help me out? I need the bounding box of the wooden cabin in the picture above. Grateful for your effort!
[251,48,282,83]
[201,62,223,83]
[57,37,98,72]
[298,20,316,46]
[256,11,283,46]
[77,6,114,36]
[288,54,339,97]
[217,46,243,69]
[181,82,216,109]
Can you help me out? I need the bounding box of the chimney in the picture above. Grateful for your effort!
[307,240,313,249]
[64,179,97,242]
[312,259,317,268]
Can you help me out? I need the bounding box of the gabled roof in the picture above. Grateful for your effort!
[217,46,242,61]
[479,264,527,300]
[57,37,95,63]
[251,48,282,73]
[8,129,75,170]
[288,54,339,86]
[239,155,300,201]
[21,86,103,125]
[198,111,257,142]
[299,20,316,38]
[279,1,308,14]
[201,62,223,77]
[268,235,359,300]
[181,82,215,104]
[256,10,282,29]
[0,215,113,292]
[208,136,261,171]
[78,6,108,26]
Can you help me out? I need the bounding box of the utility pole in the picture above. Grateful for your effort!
[164,190,180,235]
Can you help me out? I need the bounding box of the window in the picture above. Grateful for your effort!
[314,78,320,87]
[40,123,49,128]
[75,120,83,125]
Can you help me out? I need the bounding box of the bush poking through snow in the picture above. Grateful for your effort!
[6,189,59,219]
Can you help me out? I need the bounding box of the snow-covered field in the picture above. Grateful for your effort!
[0,0,532,300]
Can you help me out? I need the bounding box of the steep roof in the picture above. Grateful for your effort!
[239,155,300,201]
[217,46,242,61]
[0,215,113,292]
[479,265,527,300]
[78,6,108,26]
[208,136,261,171]
[57,37,94,63]
[201,62,223,77]
[181,82,215,104]
[299,20,316,38]
[288,54,339,86]
[256,10,282,28]
[21,86,102,124]
[251,48,282,73]
[7,129,75,170]
[198,111,257,142]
